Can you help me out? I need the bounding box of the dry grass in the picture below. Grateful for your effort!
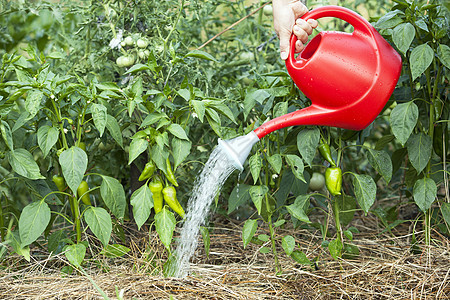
[0,215,449,300]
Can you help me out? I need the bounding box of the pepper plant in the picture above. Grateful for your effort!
[373,0,449,245]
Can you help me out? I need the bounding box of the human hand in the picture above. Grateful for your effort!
[272,0,318,60]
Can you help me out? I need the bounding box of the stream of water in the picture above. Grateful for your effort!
[173,145,237,278]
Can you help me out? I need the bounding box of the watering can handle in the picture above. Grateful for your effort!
[288,5,375,68]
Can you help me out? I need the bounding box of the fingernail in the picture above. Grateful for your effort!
[293,25,300,32]
[281,51,288,60]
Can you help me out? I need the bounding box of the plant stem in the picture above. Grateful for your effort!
[333,197,343,248]
[267,213,281,273]
[71,196,82,243]
[51,99,69,150]
[424,209,431,246]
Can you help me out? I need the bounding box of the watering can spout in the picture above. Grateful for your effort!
[254,105,331,139]
[218,131,260,172]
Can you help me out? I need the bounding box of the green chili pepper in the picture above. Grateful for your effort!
[319,142,336,167]
[165,158,178,187]
[52,175,65,192]
[149,180,164,214]
[325,167,342,196]
[139,161,156,181]
[77,180,92,205]
[162,186,185,218]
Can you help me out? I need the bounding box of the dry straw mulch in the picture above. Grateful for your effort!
[1,215,449,300]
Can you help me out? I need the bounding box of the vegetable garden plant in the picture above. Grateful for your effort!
[0,0,448,277]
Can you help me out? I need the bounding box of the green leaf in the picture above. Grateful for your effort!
[65,244,86,267]
[282,235,296,256]
[99,244,131,258]
[258,234,269,242]
[25,89,43,119]
[177,88,190,101]
[328,239,343,260]
[172,137,191,170]
[249,185,268,215]
[441,203,450,227]
[0,120,13,150]
[227,184,251,214]
[185,49,217,61]
[191,100,205,122]
[273,101,288,118]
[124,63,151,74]
[374,10,404,29]
[19,201,51,247]
[140,113,167,128]
[155,207,176,250]
[200,226,210,257]
[297,128,320,166]
[268,154,282,174]
[249,152,262,184]
[37,125,59,157]
[128,138,148,165]
[351,173,376,214]
[167,123,189,140]
[84,207,112,247]
[206,101,237,124]
[290,250,310,265]
[406,133,432,173]
[259,247,270,254]
[151,143,169,175]
[9,231,30,261]
[286,155,305,182]
[106,114,123,148]
[392,23,415,53]
[437,44,450,69]
[242,219,258,249]
[59,147,88,193]
[366,148,393,183]
[100,175,126,219]
[95,82,121,92]
[7,148,45,180]
[243,90,270,120]
[410,44,434,81]
[130,184,153,230]
[286,197,310,223]
[390,101,418,146]
[91,103,107,136]
[413,178,437,212]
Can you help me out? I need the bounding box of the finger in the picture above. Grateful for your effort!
[278,28,291,60]
[307,19,318,29]
[295,40,305,53]
[295,18,314,35]
[293,25,309,44]
[291,2,308,18]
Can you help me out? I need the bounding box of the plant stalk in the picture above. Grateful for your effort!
[71,196,82,243]
[333,197,343,248]
[267,213,281,273]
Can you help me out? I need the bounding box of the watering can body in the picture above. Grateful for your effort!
[254,6,402,139]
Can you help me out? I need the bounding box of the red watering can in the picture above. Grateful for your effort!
[219,6,402,171]
[253,5,402,139]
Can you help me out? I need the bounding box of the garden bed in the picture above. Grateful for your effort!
[1,215,449,299]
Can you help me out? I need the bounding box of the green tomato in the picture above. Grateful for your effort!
[239,51,254,61]
[116,55,135,67]
[138,50,147,59]
[137,38,149,48]
[263,4,273,16]
[124,36,134,46]
[309,172,325,191]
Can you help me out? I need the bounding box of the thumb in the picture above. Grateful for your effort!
[278,28,291,60]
